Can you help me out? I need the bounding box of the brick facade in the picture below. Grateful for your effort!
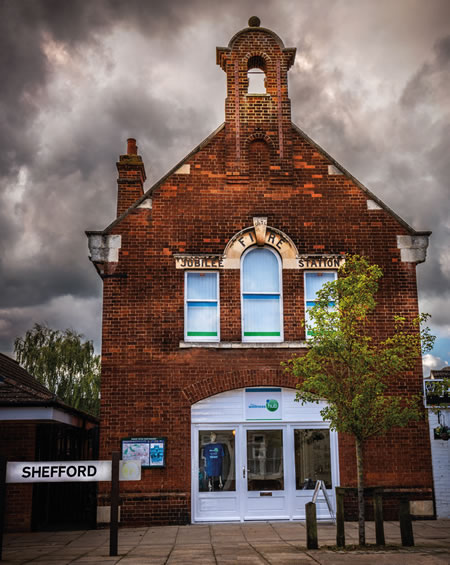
[88,20,433,525]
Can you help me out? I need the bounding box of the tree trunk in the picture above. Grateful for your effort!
[355,437,365,546]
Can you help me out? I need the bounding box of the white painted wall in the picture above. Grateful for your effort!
[428,409,450,518]
[191,387,328,423]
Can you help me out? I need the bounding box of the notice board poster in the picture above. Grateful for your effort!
[121,437,166,468]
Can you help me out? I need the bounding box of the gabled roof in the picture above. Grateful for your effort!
[0,353,54,403]
[0,353,98,423]
[87,121,430,238]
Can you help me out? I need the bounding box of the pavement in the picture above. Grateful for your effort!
[1,520,449,564]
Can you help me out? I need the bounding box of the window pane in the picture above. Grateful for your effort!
[247,430,284,491]
[305,272,335,301]
[294,429,332,490]
[243,296,280,336]
[199,430,235,492]
[243,249,279,292]
[305,308,314,337]
[187,273,217,300]
[187,303,217,336]
[247,70,266,94]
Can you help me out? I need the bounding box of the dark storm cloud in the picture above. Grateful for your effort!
[0,0,244,351]
[0,0,206,176]
[0,0,449,359]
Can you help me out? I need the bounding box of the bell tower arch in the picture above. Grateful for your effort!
[216,17,296,180]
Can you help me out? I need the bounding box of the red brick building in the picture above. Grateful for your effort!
[87,18,433,525]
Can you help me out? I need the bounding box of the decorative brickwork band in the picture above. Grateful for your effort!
[234,61,240,161]
[276,59,284,159]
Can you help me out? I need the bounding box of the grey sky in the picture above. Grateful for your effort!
[0,0,449,371]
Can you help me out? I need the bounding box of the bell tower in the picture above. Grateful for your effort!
[216,17,296,182]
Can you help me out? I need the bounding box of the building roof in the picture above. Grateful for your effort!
[0,353,98,424]
[430,366,450,379]
[86,122,430,239]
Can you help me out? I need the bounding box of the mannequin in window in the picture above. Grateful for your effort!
[202,432,224,491]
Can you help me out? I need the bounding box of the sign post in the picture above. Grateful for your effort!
[110,452,120,557]
[2,458,141,560]
[0,456,6,561]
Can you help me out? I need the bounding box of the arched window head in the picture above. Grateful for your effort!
[247,55,267,94]
[241,247,283,341]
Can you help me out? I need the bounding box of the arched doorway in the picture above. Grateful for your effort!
[191,387,339,522]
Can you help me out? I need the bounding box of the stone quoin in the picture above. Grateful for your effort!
[87,18,433,525]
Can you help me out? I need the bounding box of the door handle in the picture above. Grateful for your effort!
[243,467,246,479]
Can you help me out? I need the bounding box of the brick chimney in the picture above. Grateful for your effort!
[116,138,146,217]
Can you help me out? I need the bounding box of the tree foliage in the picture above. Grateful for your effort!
[285,255,435,545]
[14,323,100,416]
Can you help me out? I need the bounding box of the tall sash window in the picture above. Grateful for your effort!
[304,272,337,338]
[185,272,219,341]
[242,247,283,342]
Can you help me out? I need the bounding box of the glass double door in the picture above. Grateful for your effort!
[193,424,335,522]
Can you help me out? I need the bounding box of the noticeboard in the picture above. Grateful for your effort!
[121,437,166,468]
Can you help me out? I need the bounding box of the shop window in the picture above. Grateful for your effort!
[199,430,235,492]
[185,272,219,341]
[294,429,332,490]
[304,271,337,338]
[241,247,283,341]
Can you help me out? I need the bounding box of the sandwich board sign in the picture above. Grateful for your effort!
[312,480,335,523]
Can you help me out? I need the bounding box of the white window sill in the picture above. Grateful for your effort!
[179,341,308,349]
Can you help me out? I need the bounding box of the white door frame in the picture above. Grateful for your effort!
[191,421,339,522]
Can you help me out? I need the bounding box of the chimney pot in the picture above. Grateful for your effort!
[127,138,137,155]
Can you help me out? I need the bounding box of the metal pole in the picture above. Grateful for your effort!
[0,456,7,561]
[335,488,345,547]
[109,452,120,556]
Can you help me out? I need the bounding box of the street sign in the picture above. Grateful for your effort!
[5,460,141,483]
[1,455,140,560]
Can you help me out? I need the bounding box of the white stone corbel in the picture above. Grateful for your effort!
[137,198,152,209]
[367,199,382,210]
[397,235,429,264]
[88,234,122,263]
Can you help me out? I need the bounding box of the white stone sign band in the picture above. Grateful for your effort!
[6,460,141,483]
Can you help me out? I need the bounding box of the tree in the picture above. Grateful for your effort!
[14,323,101,416]
[285,255,435,546]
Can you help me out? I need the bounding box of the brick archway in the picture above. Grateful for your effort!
[182,368,297,405]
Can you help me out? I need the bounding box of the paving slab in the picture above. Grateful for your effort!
[310,552,450,565]
[1,520,449,564]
